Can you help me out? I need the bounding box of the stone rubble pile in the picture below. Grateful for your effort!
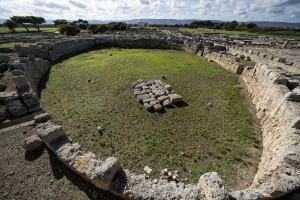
[131,79,182,111]
[160,168,180,182]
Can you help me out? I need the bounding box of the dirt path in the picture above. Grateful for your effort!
[0,123,121,200]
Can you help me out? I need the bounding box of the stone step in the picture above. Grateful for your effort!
[0,91,18,103]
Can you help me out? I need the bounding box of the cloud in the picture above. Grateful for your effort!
[69,0,87,9]
[266,7,286,14]
[140,0,150,6]
[166,0,186,10]
[34,0,70,10]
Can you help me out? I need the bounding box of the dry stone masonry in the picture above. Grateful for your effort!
[1,29,300,199]
[132,79,182,111]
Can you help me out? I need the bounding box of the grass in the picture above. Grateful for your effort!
[0,41,48,48]
[40,47,259,189]
[180,28,300,40]
[0,27,58,34]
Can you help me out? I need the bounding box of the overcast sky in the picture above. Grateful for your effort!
[0,0,299,22]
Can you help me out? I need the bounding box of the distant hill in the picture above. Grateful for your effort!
[0,18,299,28]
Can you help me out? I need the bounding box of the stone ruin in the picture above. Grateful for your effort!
[132,79,182,111]
[1,29,300,199]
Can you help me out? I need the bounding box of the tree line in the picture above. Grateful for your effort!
[3,16,46,32]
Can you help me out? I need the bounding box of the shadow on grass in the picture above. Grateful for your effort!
[46,147,122,200]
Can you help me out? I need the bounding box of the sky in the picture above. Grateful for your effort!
[0,0,299,23]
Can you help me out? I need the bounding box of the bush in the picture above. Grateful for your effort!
[88,24,99,33]
[95,24,108,33]
[79,24,87,30]
[59,24,81,36]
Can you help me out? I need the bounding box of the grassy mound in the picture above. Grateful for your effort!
[40,48,260,189]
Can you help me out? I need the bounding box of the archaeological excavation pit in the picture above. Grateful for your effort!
[39,48,261,190]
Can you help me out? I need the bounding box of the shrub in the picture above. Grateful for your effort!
[95,24,108,33]
[88,24,99,33]
[79,24,87,30]
[59,24,81,36]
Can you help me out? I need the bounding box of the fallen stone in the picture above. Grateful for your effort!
[22,91,40,107]
[163,99,172,107]
[168,94,183,103]
[157,95,169,103]
[164,84,172,92]
[143,103,152,110]
[134,82,146,89]
[22,135,44,151]
[13,75,30,91]
[4,97,28,117]
[143,97,156,104]
[198,172,229,200]
[38,125,66,144]
[134,90,141,97]
[34,113,52,123]
[136,94,150,103]
[153,104,163,111]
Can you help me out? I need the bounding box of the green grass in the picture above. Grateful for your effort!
[0,26,58,34]
[0,41,48,48]
[40,48,259,189]
[180,28,300,40]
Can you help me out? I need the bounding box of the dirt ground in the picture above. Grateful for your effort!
[0,123,121,200]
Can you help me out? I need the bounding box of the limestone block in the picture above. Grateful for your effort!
[198,172,229,200]
[4,97,28,117]
[34,113,52,123]
[142,97,156,104]
[143,103,153,110]
[22,135,44,151]
[22,91,40,107]
[163,99,172,107]
[134,82,146,89]
[13,75,30,91]
[229,189,266,200]
[153,104,163,111]
[92,157,121,191]
[136,94,150,103]
[164,84,172,92]
[157,95,169,103]
[134,90,141,97]
[38,125,66,144]
[168,93,183,103]
[11,70,24,76]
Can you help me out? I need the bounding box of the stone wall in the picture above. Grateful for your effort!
[5,31,300,199]
[228,63,300,199]
[1,55,49,120]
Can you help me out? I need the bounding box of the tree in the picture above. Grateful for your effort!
[79,24,87,30]
[59,24,81,36]
[53,19,69,26]
[247,23,258,29]
[3,19,18,32]
[30,16,46,31]
[10,16,34,31]
[88,24,99,33]
[95,24,108,33]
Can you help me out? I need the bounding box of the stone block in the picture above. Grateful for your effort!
[143,103,153,110]
[38,125,66,144]
[22,135,44,151]
[22,91,40,107]
[92,157,121,191]
[134,91,141,97]
[13,75,30,91]
[136,94,150,103]
[153,104,163,111]
[34,113,52,123]
[157,95,169,103]
[0,107,6,120]
[163,99,172,107]
[168,93,183,103]
[11,70,24,76]
[4,97,28,117]
[142,97,156,104]
[198,172,229,200]
[134,82,146,89]
[164,84,172,92]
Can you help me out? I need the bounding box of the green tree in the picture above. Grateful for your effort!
[53,19,69,26]
[95,24,108,33]
[30,16,46,31]
[10,16,34,31]
[88,24,99,33]
[79,24,87,30]
[3,19,18,32]
[59,24,81,36]
[247,23,258,29]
